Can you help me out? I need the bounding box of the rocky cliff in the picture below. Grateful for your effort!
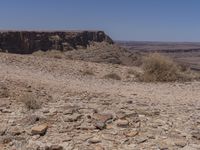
[0,30,113,54]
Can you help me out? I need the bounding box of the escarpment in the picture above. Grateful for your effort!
[0,30,113,54]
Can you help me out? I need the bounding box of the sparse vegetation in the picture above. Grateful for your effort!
[0,83,9,98]
[80,69,95,76]
[127,69,142,81]
[127,69,141,77]
[127,69,137,75]
[104,73,121,80]
[33,50,64,59]
[20,93,40,110]
[141,53,184,82]
[80,66,95,76]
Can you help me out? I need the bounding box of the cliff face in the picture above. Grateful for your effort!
[0,31,113,54]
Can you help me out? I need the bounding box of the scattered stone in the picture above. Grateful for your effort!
[77,124,96,130]
[137,109,160,117]
[122,143,136,149]
[191,130,200,140]
[88,137,101,144]
[124,130,138,137]
[20,115,40,125]
[93,113,113,123]
[126,100,133,104]
[0,125,7,136]
[1,136,12,144]
[181,145,197,150]
[116,119,129,127]
[0,84,9,98]
[158,141,170,150]
[0,99,11,109]
[2,109,12,113]
[49,145,63,150]
[138,114,145,118]
[32,135,40,140]
[94,145,105,150]
[174,139,187,148]
[64,114,82,122]
[94,121,106,130]
[159,146,169,150]
[63,108,74,115]
[31,124,48,136]
[147,134,155,139]
[62,137,72,142]
[135,136,148,144]
[9,120,17,126]
[0,144,4,149]
[8,127,22,136]
[42,109,50,114]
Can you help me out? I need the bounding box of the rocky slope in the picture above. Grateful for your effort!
[0,30,113,54]
[0,53,200,150]
[33,42,139,66]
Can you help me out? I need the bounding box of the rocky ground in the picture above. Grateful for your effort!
[0,52,200,150]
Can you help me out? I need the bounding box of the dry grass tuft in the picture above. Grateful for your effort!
[80,69,95,76]
[80,66,95,76]
[104,73,121,80]
[0,83,9,98]
[127,69,142,81]
[20,93,41,110]
[140,53,194,82]
[33,50,64,59]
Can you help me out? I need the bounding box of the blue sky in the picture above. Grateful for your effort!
[0,0,200,42]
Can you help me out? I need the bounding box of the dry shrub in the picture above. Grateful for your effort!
[0,83,9,98]
[127,69,142,80]
[127,69,141,77]
[104,73,121,80]
[20,93,40,110]
[80,66,95,76]
[141,53,181,82]
[33,50,64,59]
[127,69,137,75]
[80,69,95,76]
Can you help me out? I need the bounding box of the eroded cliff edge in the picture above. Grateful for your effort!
[0,30,113,54]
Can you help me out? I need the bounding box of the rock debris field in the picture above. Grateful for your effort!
[0,53,200,150]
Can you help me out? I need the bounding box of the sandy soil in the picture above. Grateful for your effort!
[0,52,200,150]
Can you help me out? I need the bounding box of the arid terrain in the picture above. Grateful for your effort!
[0,32,200,150]
[118,41,200,71]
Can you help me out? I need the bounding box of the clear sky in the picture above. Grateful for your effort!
[0,0,200,42]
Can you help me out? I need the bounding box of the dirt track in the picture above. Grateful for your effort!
[0,53,200,150]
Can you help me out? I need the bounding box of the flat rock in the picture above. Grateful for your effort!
[88,137,101,144]
[191,130,200,140]
[124,130,138,137]
[93,113,113,123]
[49,145,63,150]
[8,127,22,136]
[42,109,50,114]
[0,125,7,136]
[94,145,105,150]
[19,115,40,125]
[63,108,74,115]
[116,119,129,127]
[94,121,106,130]
[64,114,82,122]
[31,124,48,136]
[181,145,198,150]
[1,109,12,113]
[135,136,148,144]
[174,139,187,148]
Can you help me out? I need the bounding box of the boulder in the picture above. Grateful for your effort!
[31,124,48,136]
